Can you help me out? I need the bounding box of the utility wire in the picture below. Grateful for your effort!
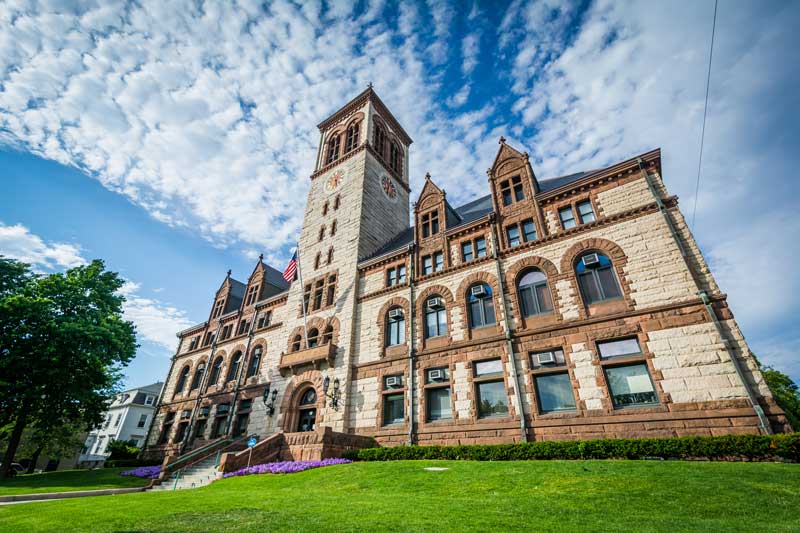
[691,0,718,229]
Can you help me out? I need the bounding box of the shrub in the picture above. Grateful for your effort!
[342,433,800,462]
[107,439,140,460]
[105,458,153,468]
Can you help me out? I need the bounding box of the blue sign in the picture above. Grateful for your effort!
[247,437,257,448]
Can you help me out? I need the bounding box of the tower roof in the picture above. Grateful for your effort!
[317,86,413,146]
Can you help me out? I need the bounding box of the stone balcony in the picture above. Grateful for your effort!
[279,343,336,373]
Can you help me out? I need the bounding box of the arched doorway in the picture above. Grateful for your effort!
[296,388,317,432]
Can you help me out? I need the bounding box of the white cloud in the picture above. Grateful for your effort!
[0,221,191,351]
[0,223,85,270]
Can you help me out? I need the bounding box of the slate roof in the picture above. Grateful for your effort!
[225,278,246,313]
[360,169,592,264]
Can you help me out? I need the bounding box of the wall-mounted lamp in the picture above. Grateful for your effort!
[323,375,341,410]
[262,383,279,416]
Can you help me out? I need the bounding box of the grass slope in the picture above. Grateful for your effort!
[0,461,798,532]
[0,468,150,496]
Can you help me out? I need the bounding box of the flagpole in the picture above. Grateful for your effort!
[294,244,310,349]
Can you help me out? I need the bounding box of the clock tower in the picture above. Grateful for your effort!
[281,87,412,432]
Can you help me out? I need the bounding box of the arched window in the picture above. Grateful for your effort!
[190,362,205,391]
[424,295,447,338]
[374,124,387,158]
[386,307,405,346]
[325,135,341,165]
[297,388,317,432]
[226,351,242,382]
[208,356,223,386]
[292,335,302,352]
[518,269,554,317]
[334,195,340,210]
[327,247,334,265]
[331,220,337,236]
[345,122,360,153]
[307,328,319,348]
[389,142,402,174]
[322,325,333,344]
[575,252,622,304]
[468,283,496,329]
[246,346,262,378]
[300,388,317,405]
[174,366,190,394]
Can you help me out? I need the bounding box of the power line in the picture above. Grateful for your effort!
[691,0,718,229]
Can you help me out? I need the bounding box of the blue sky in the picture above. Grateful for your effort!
[1,0,798,387]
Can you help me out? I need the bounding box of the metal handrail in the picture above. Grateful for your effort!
[167,437,233,472]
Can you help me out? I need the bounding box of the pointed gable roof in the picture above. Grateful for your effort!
[489,136,531,175]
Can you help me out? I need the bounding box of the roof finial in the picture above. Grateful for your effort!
[226,269,232,278]
[425,172,431,180]
[258,253,264,262]
[499,136,506,144]
[368,81,373,89]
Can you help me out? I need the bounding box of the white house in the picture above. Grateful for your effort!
[79,382,162,467]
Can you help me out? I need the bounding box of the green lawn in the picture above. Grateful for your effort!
[0,461,798,532]
[0,467,151,496]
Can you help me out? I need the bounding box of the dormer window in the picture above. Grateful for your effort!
[421,211,439,238]
[245,285,259,306]
[212,298,225,318]
[325,135,341,165]
[389,142,403,174]
[499,175,525,206]
[345,122,360,153]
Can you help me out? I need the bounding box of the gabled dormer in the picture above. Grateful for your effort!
[241,254,291,310]
[488,137,546,249]
[208,270,245,323]
[414,174,455,276]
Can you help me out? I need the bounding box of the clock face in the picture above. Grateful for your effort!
[325,170,344,192]
[380,175,398,201]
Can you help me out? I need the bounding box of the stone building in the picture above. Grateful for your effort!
[143,88,789,464]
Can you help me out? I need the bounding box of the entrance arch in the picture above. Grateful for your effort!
[296,388,317,432]
[279,370,325,433]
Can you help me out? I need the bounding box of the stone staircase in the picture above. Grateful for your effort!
[149,455,220,492]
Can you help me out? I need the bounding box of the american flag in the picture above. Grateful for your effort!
[282,250,298,282]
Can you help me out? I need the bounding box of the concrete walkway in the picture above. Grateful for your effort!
[0,486,147,504]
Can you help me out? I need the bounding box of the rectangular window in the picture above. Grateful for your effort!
[137,414,148,428]
[387,268,397,286]
[506,225,521,247]
[577,200,595,223]
[604,364,658,408]
[211,417,227,438]
[114,414,122,427]
[145,395,155,406]
[422,213,431,238]
[500,180,512,206]
[175,421,189,443]
[475,237,487,258]
[193,418,207,441]
[397,265,406,284]
[383,394,404,425]
[461,241,474,262]
[426,387,452,421]
[434,252,444,272]
[535,373,577,413]
[521,219,537,242]
[598,338,642,359]
[559,206,576,229]
[422,255,433,275]
[512,175,525,201]
[475,380,509,418]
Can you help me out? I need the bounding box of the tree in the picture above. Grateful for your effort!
[106,438,140,460]
[761,366,800,431]
[0,257,137,478]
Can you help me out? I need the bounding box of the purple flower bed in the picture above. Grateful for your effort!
[120,465,162,479]
[223,458,351,478]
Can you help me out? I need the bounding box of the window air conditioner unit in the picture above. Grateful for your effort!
[385,376,401,388]
[536,351,556,365]
[470,285,487,297]
[427,297,444,310]
[388,308,404,320]
[582,253,600,267]
[428,369,445,381]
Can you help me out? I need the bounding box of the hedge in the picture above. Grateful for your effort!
[342,433,800,462]
[105,458,155,468]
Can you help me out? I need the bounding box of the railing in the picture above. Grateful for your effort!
[279,343,336,372]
